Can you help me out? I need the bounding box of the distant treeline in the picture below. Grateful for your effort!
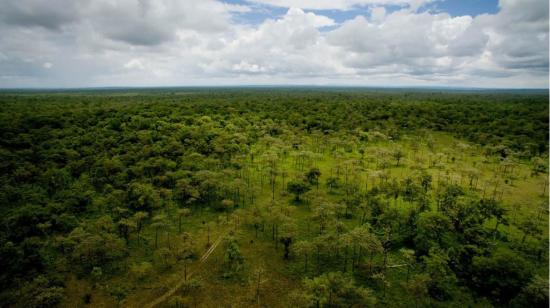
[1,90,547,157]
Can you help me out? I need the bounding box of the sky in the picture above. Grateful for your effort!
[0,0,547,88]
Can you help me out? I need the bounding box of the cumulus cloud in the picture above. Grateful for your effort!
[0,0,80,30]
[326,11,481,74]
[124,59,145,70]
[245,0,435,11]
[480,0,549,72]
[207,8,345,78]
[0,0,547,88]
[86,0,235,46]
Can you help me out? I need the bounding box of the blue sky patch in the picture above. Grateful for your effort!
[426,0,499,16]
[225,0,500,24]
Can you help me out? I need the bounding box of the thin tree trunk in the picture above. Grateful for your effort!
[343,245,348,272]
[155,228,159,249]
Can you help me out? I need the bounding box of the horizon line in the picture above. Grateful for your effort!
[0,84,548,92]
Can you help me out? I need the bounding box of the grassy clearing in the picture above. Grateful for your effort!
[59,130,547,307]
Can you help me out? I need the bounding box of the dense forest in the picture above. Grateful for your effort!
[0,89,548,307]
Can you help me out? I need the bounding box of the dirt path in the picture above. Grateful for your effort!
[145,234,225,308]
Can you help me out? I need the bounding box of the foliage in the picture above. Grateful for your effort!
[18,275,64,308]
[287,180,311,202]
[0,89,547,306]
[511,275,549,308]
[222,237,244,278]
[471,249,533,305]
[303,272,376,307]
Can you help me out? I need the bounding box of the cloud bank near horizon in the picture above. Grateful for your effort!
[0,0,547,88]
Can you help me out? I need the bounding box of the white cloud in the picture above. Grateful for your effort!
[124,59,145,70]
[224,3,252,13]
[325,10,486,76]
[245,0,435,11]
[370,6,386,22]
[232,61,269,73]
[205,8,345,78]
[85,0,236,46]
[0,0,547,88]
[0,0,80,30]
[478,0,549,72]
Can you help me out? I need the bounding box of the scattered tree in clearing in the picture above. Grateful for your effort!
[287,180,311,202]
[303,272,376,307]
[222,237,244,279]
[306,168,322,190]
[279,219,298,260]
